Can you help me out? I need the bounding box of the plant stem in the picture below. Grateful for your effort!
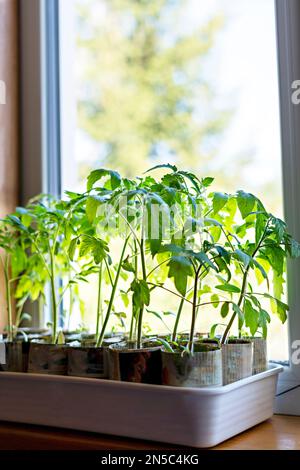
[95,262,103,338]
[97,236,129,347]
[146,257,171,279]
[129,240,138,342]
[38,295,44,327]
[104,258,113,286]
[140,238,147,280]
[129,308,135,342]
[137,237,147,349]
[15,298,27,332]
[31,239,51,278]
[172,297,185,342]
[67,282,74,331]
[147,282,194,304]
[221,267,248,344]
[221,220,270,344]
[188,266,201,352]
[4,256,13,342]
[49,250,57,344]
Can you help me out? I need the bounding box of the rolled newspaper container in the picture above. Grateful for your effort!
[222,339,253,385]
[162,344,222,387]
[109,342,162,384]
[28,342,68,375]
[0,341,25,372]
[67,343,108,379]
[251,337,268,375]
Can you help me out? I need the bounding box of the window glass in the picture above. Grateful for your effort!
[59,0,288,361]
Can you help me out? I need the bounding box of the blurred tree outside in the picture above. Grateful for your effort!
[76,0,230,178]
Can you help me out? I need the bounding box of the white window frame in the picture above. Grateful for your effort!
[20,0,300,413]
[274,0,300,414]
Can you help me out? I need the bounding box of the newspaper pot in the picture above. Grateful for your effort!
[17,327,50,338]
[0,341,28,373]
[162,343,222,388]
[200,338,220,346]
[3,328,50,343]
[172,332,207,342]
[67,343,108,379]
[28,342,68,375]
[64,332,82,344]
[108,342,162,384]
[251,337,268,375]
[222,339,253,385]
[81,332,124,348]
[21,341,31,372]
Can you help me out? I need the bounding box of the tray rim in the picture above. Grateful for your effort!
[0,364,283,396]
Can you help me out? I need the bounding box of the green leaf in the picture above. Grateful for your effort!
[252,259,269,288]
[6,215,28,233]
[87,169,121,191]
[244,299,259,336]
[86,196,106,223]
[210,225,222,243]
[210,294,220,308]
[57,331,65,345]
[68,238,78,261]
[177,171,202,193]
[120,290,129,308]
[215,245,230,264]
[234,249,251,268]
[167,255,193,296]
[122,256,136,273]
[236,190,256,219]
[264,246,285,275]
[159,243,184,254]
[146,309,163,321]
[214,257,231,282]
[163,310,176,316]
[156,337,174,353]
[212,192,229,213]
[220,302,229,318]
[64,190,82,199]
[11,245,27,277]
[209,323,219,339]
[272,216,286,242]
[131,279,150,310]
[193,251,218,271]
[204,217,222,227]
[273,272,284,301]
[146,163,178,174]
[255,200,268,243]
[232,302,244,321]
[21,213,32,228]
[113,311,127,329]
[79,236,109,264]
[216,284,241,293]
[263,293,289,323]
[201,177,214,187]
[258,309,271,339]
[149,237,162,257]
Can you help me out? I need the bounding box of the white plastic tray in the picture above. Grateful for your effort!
[0,365,282,448]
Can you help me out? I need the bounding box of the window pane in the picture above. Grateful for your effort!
[59,0,288,361]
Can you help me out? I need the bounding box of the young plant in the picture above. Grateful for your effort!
[0,219,29,341]
[74,169,132,347]
[5,196,89,344]
[206,190,300,343]
[137,165,231,352]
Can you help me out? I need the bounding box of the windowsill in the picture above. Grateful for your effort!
[0,416,299,450]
